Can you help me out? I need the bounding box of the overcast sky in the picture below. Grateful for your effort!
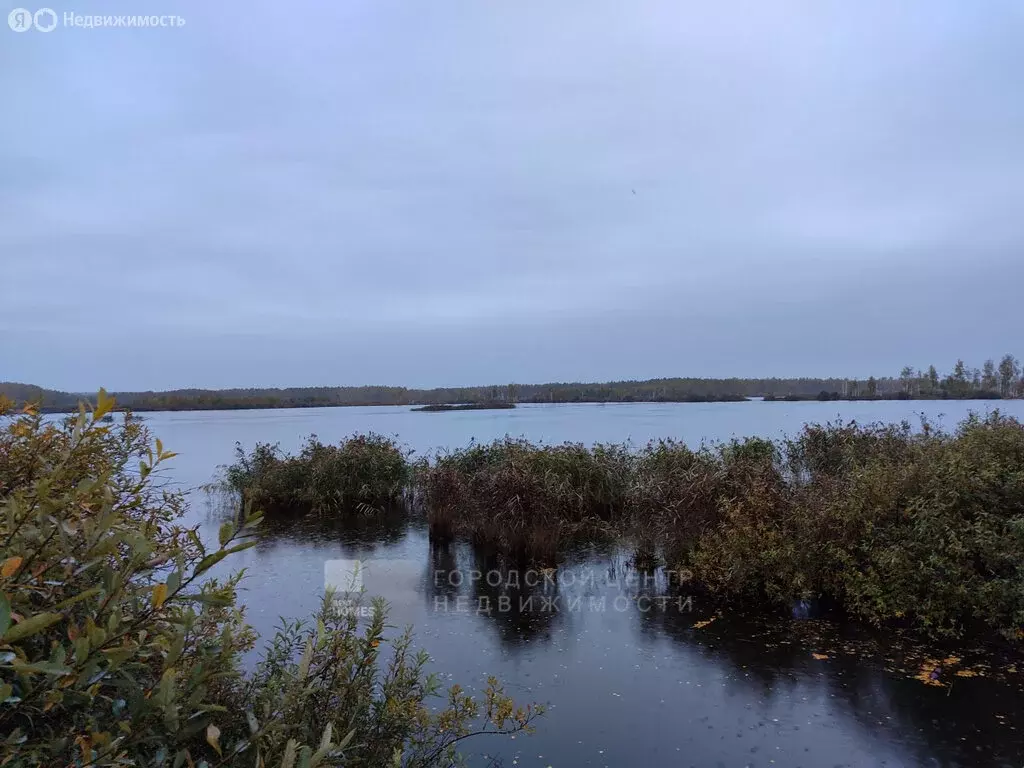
[3,0,1023,390]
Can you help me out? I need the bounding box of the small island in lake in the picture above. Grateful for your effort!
[412,402,517,412]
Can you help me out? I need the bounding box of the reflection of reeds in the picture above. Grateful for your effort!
[629,544,660,572]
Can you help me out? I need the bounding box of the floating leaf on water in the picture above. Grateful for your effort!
[913,659,947,687]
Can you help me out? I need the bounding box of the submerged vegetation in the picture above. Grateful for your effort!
[0,395,538,766]
[229,413,1024,641]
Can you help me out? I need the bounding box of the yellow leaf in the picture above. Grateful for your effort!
[75,735,92,764]
[1,557,22,579]
[811,653,829,660]
[152,583,168,609]
[2,612,62,643]
[93,388,115,421]
[913,659,946,687]
[206,724,222,756]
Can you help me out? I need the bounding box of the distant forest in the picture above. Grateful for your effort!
[2,355,1022,412]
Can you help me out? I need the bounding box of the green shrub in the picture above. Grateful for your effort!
[834,413,1024,636]
[0,394,538,767]
[688,414,1024,638]
[240,594,537,768]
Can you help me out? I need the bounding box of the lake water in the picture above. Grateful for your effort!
[147,401,1024,768]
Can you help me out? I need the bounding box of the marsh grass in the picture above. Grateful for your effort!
[419,438,634,564]
[224,414,1024,639]
[226,432,410,515]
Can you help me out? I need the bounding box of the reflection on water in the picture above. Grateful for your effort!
[219,510,1024,768]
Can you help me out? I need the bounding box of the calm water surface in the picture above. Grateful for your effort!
[144,401,1024,768]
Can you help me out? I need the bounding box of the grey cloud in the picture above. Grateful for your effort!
[2,0,1022,390]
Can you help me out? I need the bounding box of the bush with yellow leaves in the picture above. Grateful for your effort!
[0,392,539,767]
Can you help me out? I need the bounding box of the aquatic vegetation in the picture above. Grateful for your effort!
[411,402,516,412]
[222,413,1024,640]
[0,395,538,767]
[687,413,1024,639]
[630,436,782,567]
[419,438,635,564]
[226,433,411,515]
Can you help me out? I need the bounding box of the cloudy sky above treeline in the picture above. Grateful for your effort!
[3,0,1023,390]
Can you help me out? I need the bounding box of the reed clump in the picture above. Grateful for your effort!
[629,436,782,567]
[420,438,634,563]
[226,432,410,515]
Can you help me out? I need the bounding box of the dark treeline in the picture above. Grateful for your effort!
[2,354,1021,411]
[769,354,1024,401]
[0,381,746,411]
